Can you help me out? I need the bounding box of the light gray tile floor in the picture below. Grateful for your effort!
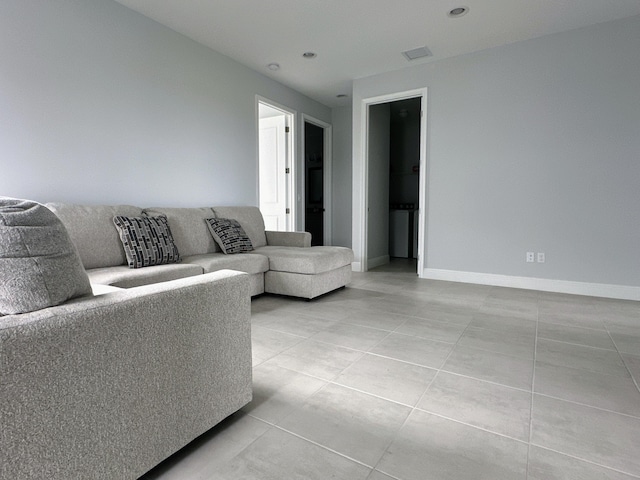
[140,261,640,480]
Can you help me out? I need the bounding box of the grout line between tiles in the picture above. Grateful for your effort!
[325,381,416,409]
[526,301,540,479]
[532,392,640,420]
[537,318,616,332]
[538,335,620,352]
[529,444,640,479]
[365,350,449,370]
[369,468,404,480]
[411,405,530,444]
[604,323,640,396]
[251,328,309,361]
[436,368,534,393]
[274,424,375,469]
[245,412,376,471]
[441,340,536,361]
[252,324,308,340]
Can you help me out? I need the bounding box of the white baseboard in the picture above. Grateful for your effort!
[351,262,362,272]
[422,268,640,301]
[368,255,390,270]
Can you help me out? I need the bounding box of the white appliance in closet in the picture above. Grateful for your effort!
[389,209,417,258]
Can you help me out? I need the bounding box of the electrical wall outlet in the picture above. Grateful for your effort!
[537,252,545,263]
[526,252,535,263]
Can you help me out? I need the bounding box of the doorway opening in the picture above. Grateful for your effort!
[352,88,428,276]
[258,100,295,231]
[302,115,332,246]
[388,98,421,268]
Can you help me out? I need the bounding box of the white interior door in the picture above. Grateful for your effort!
[259,115,287,230]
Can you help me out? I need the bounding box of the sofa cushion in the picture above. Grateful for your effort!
[87,264,203,288]
[212,206,267,248]
[0,197,93,315]
[46,203,143,269]
[143,207,220,257]
[113,215,181,268]
[205,218,253,254]
[254,246,354,275]
[183,253,269,275]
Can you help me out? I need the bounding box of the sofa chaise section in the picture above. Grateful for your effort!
[255,245,353,299]
[212,206,354,299]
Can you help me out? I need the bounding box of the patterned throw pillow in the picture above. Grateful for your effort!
[205,218,253,254]
[113,215,181,268]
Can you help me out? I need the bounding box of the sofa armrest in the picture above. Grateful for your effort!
[266,230,312,248]
[0,270,252,480]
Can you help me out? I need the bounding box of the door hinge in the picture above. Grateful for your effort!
[285,126,290,133]
[286,208,290,214]
[285,167,290,174]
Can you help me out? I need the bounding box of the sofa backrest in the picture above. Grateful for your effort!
[212,206,267,248]
[46,204,142,269]
[143,207,221,257]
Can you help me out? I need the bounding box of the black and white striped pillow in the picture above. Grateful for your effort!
[205,218,253,254]
[113,215,181,268]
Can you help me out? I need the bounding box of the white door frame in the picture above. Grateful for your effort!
[301,114,333,245]
[352,87,428,275]
[256,96,296,231]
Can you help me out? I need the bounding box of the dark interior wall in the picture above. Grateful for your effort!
[389,98,421,206]
[305,122,324,245]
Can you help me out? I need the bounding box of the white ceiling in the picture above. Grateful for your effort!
[113,0,640,108]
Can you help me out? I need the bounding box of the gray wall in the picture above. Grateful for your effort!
[367,104,390,263]
[352,15,640,287]
[331,106,353,247]
[0,0,330,208]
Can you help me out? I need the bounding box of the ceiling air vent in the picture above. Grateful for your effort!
[402,46,433,61]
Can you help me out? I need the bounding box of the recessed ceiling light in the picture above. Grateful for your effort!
[448,6,469,17]
[302,52,317,59]
[336,94,348,98]
[267,63,280,71]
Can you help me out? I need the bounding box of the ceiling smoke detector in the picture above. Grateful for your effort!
[302,52,317,59]
[448,6,469,17]
[402,46,433,61]
[267,63,280,71]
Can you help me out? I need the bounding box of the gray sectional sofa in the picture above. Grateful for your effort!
[1,199,353,479]
[1,198,253,479]
[48,203,354,299]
